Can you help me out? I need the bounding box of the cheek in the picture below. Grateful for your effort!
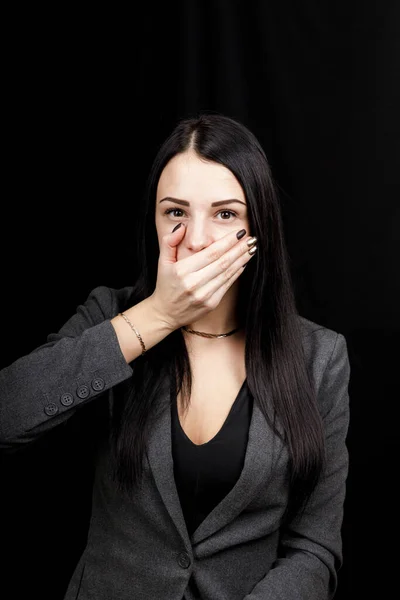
[157,219,171,237]
[155,215,171,248]
[155,213,164,232]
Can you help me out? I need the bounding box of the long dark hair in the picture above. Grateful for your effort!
[110,112,325,523]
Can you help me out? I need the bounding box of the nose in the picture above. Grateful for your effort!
[183,220,213,252]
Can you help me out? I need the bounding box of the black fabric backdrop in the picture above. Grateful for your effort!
[1,2,399,598]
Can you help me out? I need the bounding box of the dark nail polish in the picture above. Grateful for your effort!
[172,223,182,232]
[236,229,246,240]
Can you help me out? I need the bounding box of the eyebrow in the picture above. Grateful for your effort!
[159,196,247,207]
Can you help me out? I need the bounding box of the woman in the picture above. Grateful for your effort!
[0,113,350,600]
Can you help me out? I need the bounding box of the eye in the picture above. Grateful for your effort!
[164,208,237,220]
[164,208,185,218]
[218,210,237,220]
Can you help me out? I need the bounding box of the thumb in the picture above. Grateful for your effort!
[160,222,186,264]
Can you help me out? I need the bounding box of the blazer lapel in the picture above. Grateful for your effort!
[146,373,280,547]
[146,375,192,548]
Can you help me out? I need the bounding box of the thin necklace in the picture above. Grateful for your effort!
[181,325,241,339]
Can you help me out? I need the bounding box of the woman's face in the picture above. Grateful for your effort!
[155,149,251,261]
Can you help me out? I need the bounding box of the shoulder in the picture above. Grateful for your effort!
[297,314,346,360]
[47,285,136,341]
[80,285,135,321]
[297,315,350,415]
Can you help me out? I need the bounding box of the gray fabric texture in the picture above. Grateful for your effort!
[0,286,351,600]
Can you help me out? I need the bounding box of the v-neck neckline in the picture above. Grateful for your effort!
[172,378,248,447]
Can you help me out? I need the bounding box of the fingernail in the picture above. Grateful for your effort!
[246,236,257,247]
[236,229,246,239]
[172,223,182,232]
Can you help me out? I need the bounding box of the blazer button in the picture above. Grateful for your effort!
[60,393,74,407]
[76,385,90,399]
[91,377,105,392]
[177,551,191,569]
[44,403,59,416]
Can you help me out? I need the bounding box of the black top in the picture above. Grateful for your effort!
[171,378,253,538]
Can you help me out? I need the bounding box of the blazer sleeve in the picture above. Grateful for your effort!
[243,333,351,600]
[0,285,133,449]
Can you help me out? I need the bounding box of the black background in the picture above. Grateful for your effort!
[1,2,399,598]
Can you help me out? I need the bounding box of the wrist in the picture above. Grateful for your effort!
[147,293,178,333]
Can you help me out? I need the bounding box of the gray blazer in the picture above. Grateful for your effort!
[0,286,350,600]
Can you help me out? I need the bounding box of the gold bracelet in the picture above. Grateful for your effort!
[119,312,147,355]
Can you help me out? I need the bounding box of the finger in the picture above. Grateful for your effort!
[185,233,256,293]
[196,245,257,302]
[177,229,254,276]
[159,223,186,265]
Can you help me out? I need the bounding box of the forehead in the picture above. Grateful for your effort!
[156,150,245,199]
